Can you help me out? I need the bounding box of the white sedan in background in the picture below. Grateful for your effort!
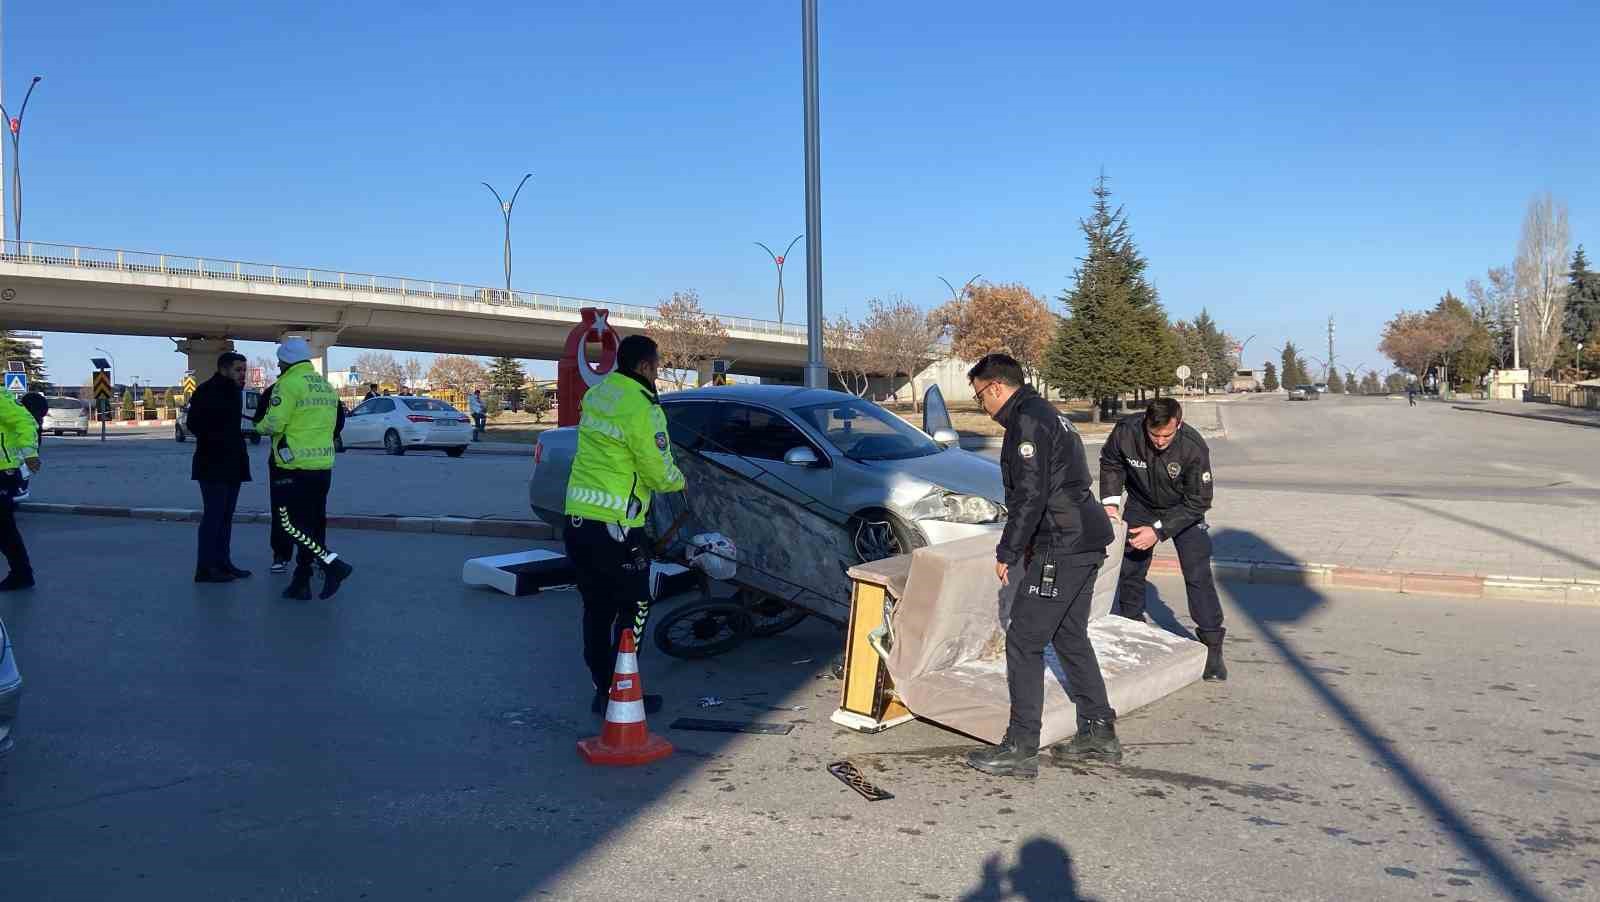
[338,396,473,457]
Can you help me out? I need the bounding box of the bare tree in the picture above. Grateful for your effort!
[647,290,729,391]
[1465,266,1516,368]
[428,355,487,395]
[401,357,425,389]
[861,294,942,410]
[823,314,872,397]
[1514,193,1571,376]
[352,351,404,387]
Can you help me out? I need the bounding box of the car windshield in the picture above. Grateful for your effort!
[402,398,458,413]
[792,399,943,461]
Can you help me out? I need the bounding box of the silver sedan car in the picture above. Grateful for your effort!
[530,385,1006,559]
[0,616,20,756]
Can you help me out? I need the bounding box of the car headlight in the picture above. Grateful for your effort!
[907,491,1006,525]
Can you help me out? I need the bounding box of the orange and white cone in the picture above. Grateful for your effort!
[577,629,673,766]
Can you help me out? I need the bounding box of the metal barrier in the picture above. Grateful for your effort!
[0,240,808,340]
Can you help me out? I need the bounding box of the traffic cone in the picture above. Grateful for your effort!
[577,629,673,766]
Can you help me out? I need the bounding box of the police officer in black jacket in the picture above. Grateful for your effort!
[1099,397,1227,681]
[964,354,1122,779]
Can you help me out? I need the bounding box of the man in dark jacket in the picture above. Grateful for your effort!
[189,352,252,583]
[964,354,1120,779]
[1099,397,1226,680]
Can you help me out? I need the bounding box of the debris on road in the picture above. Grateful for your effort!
[669,717,794,736]
[827,760,894,802]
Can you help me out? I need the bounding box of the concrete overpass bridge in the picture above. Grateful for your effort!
[0,241,810,379]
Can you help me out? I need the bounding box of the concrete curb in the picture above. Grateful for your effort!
[1146,556,1600,607]
[1451,405,1600,430]
[18,502,555,541]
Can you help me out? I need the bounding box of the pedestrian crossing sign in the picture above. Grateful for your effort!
[3,371,26,394]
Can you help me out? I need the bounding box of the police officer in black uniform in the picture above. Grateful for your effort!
[964,354,1122,779]
[1099,397,1227,681]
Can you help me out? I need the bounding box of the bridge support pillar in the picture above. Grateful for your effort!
[175,337,236,379]
[278,330,338,377]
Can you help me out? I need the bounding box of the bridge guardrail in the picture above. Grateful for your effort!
[0,240,807,341]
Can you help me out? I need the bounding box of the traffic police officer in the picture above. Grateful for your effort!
[1099,397,1227,680]
[0,389,42,591]
[256,338,354,601]
[564,334,685,714]
[963,354,1121,779]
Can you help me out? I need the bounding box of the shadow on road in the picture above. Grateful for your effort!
[961,836,1095,902]
[1201,527,1549,902]
[1382,496,1600,574]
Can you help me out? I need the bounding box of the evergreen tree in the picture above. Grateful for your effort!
[1565,245,1600,349]
[1344,372,1358,394]
[0,330,51,392]
[487,356,527,411]
[1325,366,1344,393]
[1042,174,1171,415]
[1261,362,1280,391]
[1192,309,1232,388]
[1280,341,1308,387]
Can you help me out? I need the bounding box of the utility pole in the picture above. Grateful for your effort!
[1327,315,1336,380]
[800,0,826,388]
[1512,301,1522,371]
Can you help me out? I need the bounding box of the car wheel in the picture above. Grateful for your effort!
[174,424,186,443]
[384,430,405,455]
[445,446,467,458]
[653,601,754,660]
[849,509,925,563]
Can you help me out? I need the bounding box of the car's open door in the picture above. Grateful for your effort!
[922,385,957,444]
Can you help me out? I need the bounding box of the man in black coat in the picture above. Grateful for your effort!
[963,354,1121,779]
[189,352,252,583]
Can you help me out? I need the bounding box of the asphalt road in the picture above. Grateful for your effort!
[2,517,1596,900]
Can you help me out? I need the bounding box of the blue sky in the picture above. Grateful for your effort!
[5,0,1596,385]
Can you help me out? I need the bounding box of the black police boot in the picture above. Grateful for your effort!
[1197,627,1228,682]
[0,569,35,591]
[282,572,313,601]
[965,732,1039,779]
[1051,718,1123,765]
[319,557,354,600]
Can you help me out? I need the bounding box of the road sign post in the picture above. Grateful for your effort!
[93,368,113,441]
[3,371,27,394]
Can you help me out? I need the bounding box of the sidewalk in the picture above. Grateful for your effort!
[1451,398,1600,429]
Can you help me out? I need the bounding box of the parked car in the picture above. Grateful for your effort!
[176,388,262,444]
[0,615,20,757]
[530,384,1006,560]
[42,396,91,435]
[1287,384,1321,401]
[1313,382,1330,394]
[339,395,472,457]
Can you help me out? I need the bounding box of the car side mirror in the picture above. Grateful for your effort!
[932,428,960,446]
[783,446,821,467]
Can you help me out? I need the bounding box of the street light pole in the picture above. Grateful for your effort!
[800,0,826,389]
[755,234,803,323]
[938,274,982,304]
[0,75,42,250]
[481,173,532,299]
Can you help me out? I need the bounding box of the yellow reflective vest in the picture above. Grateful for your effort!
[256,362,338,471]
[564,372,685,526]
[0,390,39,472]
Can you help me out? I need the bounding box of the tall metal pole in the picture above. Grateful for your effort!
[481,173,532,299]
[0,76,41,249]
[1,0,6,251]
[800,0,826,388]
[755,234,803,323]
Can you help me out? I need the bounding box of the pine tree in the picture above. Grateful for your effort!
[1565,245,1600,349]
[1042,174,1172,415]
[0,330,51,392]
[1281,342,1308,387]
[1344,372,1358,394]
[1261,362,1280,391]
[487,356,527,412]
[1325,366,1344,393]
